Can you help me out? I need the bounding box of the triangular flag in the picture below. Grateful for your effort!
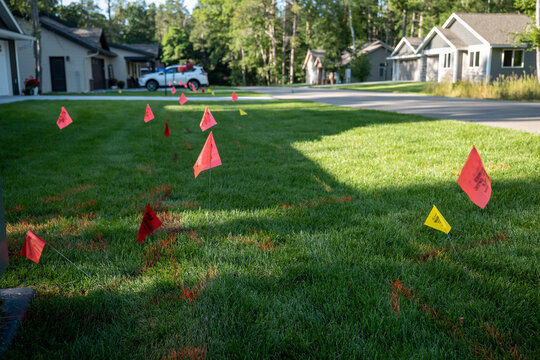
[457,146,492,209]
[239,109,247,116]
[144,104,154,122]
[179,80,183,86]
[232,91,238,102]
[168,81,171,87]
[171,86,176,95]
[200,106,217,131]
[56,107,73,129]
[191,83,197,92]
[211,91,215,95]
[179,93,188,105]
[184,83,188,88]
[21,231,47,263]
[207,88,211,92]
[194,131,222,178]
[164,122,170,137]
[202,88,205,93]
[138,203,162,243]
[424,205,451,234]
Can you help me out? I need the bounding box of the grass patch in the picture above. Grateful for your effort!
[45,89,269,97]
[320,82,429,93]
[0,99,538,359]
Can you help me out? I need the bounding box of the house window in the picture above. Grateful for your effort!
[468,51,480,68]
[442,53,451,69]
[502,49,524,68]
[379,63,385,77]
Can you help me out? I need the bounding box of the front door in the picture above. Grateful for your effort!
[50,57,67,92]
[91,58,106,89]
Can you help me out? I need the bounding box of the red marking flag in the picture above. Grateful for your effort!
[232,91,238,102]
[168,81,171,87]
[200,106,217,131]
[144,104,154,122]
[194,131,221,178]
[171,86,176,95]
[21,231,46,263]
[457,146,492,209]
[202,88,205,93]
[57,107,73,129]
[138,203,162,243]
[164,122,170,137]
[179,93,188,105]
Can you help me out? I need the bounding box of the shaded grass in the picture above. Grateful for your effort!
[0,99,538,359]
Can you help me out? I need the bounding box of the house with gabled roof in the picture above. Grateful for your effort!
[388,13,537,83]
[109,43,160,88]
[0,0,33,96]
[388,37,423,81]
[303,49,327,84]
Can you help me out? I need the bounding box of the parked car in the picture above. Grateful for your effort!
[138,65,209,91]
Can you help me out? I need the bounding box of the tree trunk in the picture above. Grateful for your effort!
[241,48,247,86]
[410,12,415,37]
[347,0,356,54]
[418,11,423,38]
[402,9,407,38]
[367,5,372,41]
[264,0,277,84]
[289,3,297,84]
[107,0,112,40]
[281,1,288,84]
[536,0,540,84]
[31,0,41,94]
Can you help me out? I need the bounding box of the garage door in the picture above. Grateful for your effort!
[0,40,12,96]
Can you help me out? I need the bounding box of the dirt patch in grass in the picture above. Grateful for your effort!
[179,266,217,302]
[6,204,25,214]
[76,231,109,251]
[281,195,352,210]
[418,233,508,262]
[227,231,275,251]
[163,346,206,360]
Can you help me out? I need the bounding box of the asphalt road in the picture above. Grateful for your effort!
[241,86,540,133]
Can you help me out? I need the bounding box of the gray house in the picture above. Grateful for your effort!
[109,43,160,88]
[0,0,33,96]
[389,37,423,81]
[303,40,394,84]
[388,13,537,83]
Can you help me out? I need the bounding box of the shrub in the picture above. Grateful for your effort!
[109,78,118,87]
[349,56,371,82]
[117,80,125,89]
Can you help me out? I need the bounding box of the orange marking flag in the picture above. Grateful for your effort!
[56,107,73,129]
[164,122,170,137]
[232,91,238,102]
[200,106,217,131]
[144,104,154,122]
[457,146,492,209]
[179,93,188,105]
[138,203,162,243]
[171,86,176,95]
[21,231,46,263]
[194,131,222,178]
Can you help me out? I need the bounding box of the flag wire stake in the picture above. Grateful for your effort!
[207,141,212,239]
[149,120,156,166]
[48,244,99,285]
[446,233,464,267]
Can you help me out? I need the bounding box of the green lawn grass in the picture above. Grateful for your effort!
[45,89,269,97]
[322,81,429,93]
[0,98,538,359]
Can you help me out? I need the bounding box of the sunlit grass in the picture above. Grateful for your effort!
[0,99,538,359]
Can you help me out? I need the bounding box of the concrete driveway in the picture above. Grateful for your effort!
[241,86,540,133]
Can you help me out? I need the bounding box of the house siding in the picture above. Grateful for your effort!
[446,20,483,45]
[490,47,536,80]
[461,49,488,82]
[395,44,414,56]
[366,47,392,81]
[396,59,420,81]
[426,56,439,81]
[426,34,451,50]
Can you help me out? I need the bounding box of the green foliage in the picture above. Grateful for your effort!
[349,55,371,82]
[161,26,194,65]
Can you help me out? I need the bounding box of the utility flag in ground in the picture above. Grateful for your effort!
[232,91,238,102]
[144,104,154,122]
[21,231,46,263]
[200,106,217,131]
[457,146,491,209]
[138,203,162,243]
[239,109,247,116]
[164,122,170,137]
[56,107,73,129]
[193,131,221,178]
[424,205,451,234]
[168,81,171,87]
[171,86,176,95]
[190,83,197,92]
[179,93,188,105]
[202,88,205,93]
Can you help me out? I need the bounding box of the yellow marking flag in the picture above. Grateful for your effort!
[239,109,247,116]
[424,205,451,234]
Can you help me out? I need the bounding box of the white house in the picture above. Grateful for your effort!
[0,0,33,96]
[109,43,159,88]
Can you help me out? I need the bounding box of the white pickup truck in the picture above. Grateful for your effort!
[138,65,209,91]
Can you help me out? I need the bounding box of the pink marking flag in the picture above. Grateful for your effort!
[200,106,217,131]
[231,91,238,102]
[194,131,222,178]
[179,93,188,105]
[138,203,162,243]
[21,231,46,264]
[457,146,492,209]
[56,107,73,129]
[164,122,170,137]
[171,86,176,95]
[191,83,197,92]
[168,81,171,87]
[144,104,154,122]
[183,83,188,88]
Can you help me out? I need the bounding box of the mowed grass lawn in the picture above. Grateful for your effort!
[322,82,428,93]
[0,98,538,359]
[46,89,269,97]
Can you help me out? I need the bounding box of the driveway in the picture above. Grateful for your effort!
[241,86,540,133]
